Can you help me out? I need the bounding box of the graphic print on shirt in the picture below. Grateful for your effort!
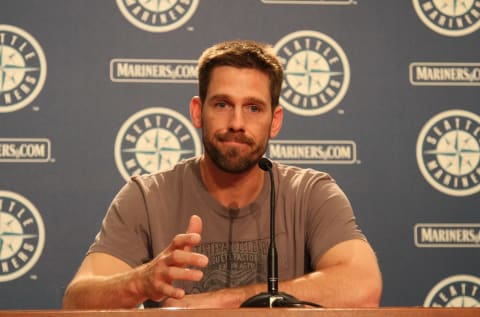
[188,239,270,292]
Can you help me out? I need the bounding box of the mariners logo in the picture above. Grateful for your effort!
[273,30,350,116]
[424,274,480,307]
[116,0,199,33]
[0,191,45,282]
[0,25,47,113]
[416,109,480,196]
[413,0,480,37]
[115,107,202,181]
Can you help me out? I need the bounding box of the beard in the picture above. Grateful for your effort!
[202,129,268,174]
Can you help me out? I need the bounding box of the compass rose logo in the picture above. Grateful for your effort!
[424,274,480,307]
[115,107,202,181]
[273,30,350,116]
[416,109,480,196]
[413,0,480,36]
[116,0,199,33]
[0,25,47,113]
[0,191,45,282]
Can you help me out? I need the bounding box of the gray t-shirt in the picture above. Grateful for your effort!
[89,157,364,294]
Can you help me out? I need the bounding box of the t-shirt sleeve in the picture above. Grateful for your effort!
[305,179,365,269]
[87,179,151,268]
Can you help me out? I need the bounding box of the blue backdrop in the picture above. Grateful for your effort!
[0,0,479,309]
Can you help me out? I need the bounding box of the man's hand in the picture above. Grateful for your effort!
[63,215,208,309]
[136,215,209,302]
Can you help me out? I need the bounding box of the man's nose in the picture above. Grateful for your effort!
[228,107,246,131]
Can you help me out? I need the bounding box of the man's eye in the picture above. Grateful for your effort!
[248,105,259,112]
[215,102,228,109]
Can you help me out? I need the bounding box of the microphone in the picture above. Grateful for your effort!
[240,157,303,307]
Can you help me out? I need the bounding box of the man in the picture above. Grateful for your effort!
[63,40,382,309]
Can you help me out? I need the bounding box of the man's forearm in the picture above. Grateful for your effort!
[278,264,382,307]
[163,240,382,309]
[62,272,146,309]
[211,269,379,308]
[163,266,380,309]
[162,281,265,308]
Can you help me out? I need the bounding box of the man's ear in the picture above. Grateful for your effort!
[270,105,283,138]
[190,96,202,128]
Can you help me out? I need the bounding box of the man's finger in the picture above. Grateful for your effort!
[171,233,201,249]
[161,265,204,282]
[186,215,202,235]
[184,215,203,252]
[149,282,185,301]
[164,249,208,268]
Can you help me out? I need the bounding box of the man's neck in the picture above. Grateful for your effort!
[199,155,265,209]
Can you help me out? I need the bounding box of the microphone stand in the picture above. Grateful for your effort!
[240,158,303,308]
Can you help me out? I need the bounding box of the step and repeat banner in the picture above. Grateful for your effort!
[0,0,479,309]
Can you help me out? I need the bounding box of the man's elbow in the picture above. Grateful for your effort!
[356,272,383,307]
[62,285,75,309]
[62,278,89,309]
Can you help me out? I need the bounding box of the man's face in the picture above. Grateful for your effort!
[196,66,282,173]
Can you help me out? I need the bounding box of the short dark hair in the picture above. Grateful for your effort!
[197,40,283,110]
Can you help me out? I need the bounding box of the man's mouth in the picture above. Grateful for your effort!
[217,133,254,146]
